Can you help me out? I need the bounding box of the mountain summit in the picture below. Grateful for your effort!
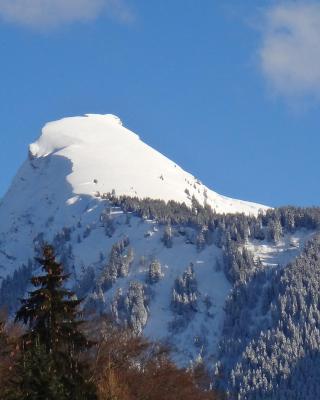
[0,113,268,278]
[1,115,318,398]
[27,113,267,215]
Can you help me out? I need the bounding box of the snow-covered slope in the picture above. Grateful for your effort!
[1,114,319,396]
[27,113,267,215]
[0,113,271,365]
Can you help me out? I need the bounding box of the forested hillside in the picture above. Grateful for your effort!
[2,193,320,398]
[1,114,320,398]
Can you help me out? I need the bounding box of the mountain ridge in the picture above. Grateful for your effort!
[24,113,268,216]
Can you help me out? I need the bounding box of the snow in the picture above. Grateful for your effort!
[0,113,274,365]
[246,229,316,268]
[92,213,231,364]
[27,113,268,215]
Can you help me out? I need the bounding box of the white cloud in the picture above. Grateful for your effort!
[0,0,133,29]
[259,2,320,99]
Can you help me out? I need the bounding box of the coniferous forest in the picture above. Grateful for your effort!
[1,0,319,397]
[0,244,223,400]
[2,195,320,398]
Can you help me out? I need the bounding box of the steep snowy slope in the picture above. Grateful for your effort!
[27,113,267,215]
[0,112,269,364]
[1,114,320,397]
[0,113,268,274]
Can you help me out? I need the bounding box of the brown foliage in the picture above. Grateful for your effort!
[88,316,223,400]
[0,309,23,395]
[0,311,225,399]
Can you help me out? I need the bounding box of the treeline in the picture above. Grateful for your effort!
[104,193,320,244]
[3,196,320,315]
[0,245,223,400]
[103,194,320,286]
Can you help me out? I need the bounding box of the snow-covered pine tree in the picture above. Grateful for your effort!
[172,264,198,316]
[147,259,162,284]
[162,224,173,248]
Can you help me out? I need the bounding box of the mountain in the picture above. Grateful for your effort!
[1,112,265,358]
[27,113,267,214]
[1,113,320,398]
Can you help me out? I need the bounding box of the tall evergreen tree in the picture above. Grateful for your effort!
[13,245,96,400]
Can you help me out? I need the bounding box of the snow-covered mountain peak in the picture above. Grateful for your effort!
[24,113,268,216]
[28,113,135,158]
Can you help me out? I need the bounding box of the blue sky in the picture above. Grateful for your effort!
[0,0,320,207]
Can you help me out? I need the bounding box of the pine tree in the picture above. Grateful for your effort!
[147,259,162,284]
[196,230,206,252]
[14,245,97,400]
[267,218,282,243]
[162,224,173,248]
[10,344,68,400]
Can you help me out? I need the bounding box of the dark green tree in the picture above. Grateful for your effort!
[13,245,96,400]
[8,344,68,400]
